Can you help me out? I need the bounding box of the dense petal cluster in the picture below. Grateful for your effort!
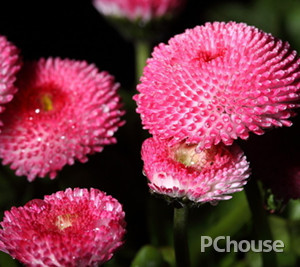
[0,58,124,181]
[0,188,126,267]
[141,137,250,204]
[134,22,300,149]
[93,0,184,22]
[0,35,21,116]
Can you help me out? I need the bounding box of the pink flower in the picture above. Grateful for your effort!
[0,35,21,117]
[134,22,300,149]
[0,58,124,181]
[141,137,250,204]
[0,188,126,267]
[93,0,184,22]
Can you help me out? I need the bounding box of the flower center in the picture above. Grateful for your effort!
[193,48,226,63]
[55,214,76,230]
[40,94,53,112]
[172,143,216,171]
[20,83,67,118]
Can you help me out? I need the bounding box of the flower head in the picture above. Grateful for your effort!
[141,137,250,204]
[0,188,126,267]
[134,22,300,149]
[93,0,184,22]
[0,35,21,116]
[0,58,124,181]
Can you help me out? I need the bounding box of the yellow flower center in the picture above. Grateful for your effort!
[55,214,76,230]
[40,94,53,111]
[172,143,216,171]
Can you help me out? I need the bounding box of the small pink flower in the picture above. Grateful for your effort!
[0,58,124,181]
[0,35,21,117]
[0,188,126,267]
[141,137,250,204]
[93,0,184,22]
[134,22,300,149]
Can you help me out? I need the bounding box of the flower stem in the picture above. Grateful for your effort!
[245,178,278,267]
[135,40,151,84]
[174,205,190,267]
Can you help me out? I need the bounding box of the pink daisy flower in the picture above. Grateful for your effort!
[0,188,126,267]
[0,58,124,181]
[134,22,300,149]
[0,35,21,117]
[93,0,184,22]
[141,137,250,204]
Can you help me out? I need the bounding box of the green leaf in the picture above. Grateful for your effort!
[246,250,262,267]
[160,246,175,267]
[288,200,300,220]
[131,245,166,267]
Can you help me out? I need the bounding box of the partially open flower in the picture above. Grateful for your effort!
[134,22,300,149]
[0,58,124,181]
[93,0,186,41]
[0,188,126,267]
[141,137,250,205]
[93,0,184,22]
[0,35,21,118]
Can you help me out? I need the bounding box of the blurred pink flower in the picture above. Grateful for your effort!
[0,58,124,181]
[245,133,300,202]
[141,137,250,204]
[0,35,21,118]
[134,22,300,149]
[93,0,184,22]
[0,188,126,267]
[271,166,300,201]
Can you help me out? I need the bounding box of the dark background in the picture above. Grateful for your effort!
[1,0,300,266]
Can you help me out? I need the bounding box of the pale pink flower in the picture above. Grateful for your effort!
[93,0,184,22]
[141,137,250,204]
[0,58,124,181]
[0,35,21,118]
[134,22,300,149]
[0,188,126,267]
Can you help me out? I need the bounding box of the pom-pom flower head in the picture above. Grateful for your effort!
[0,188,126,267]
[0,35,21,115]
[93,0,184,22]
[141,137,250,204]
[134,22,300,149]
[0,58,124,181]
